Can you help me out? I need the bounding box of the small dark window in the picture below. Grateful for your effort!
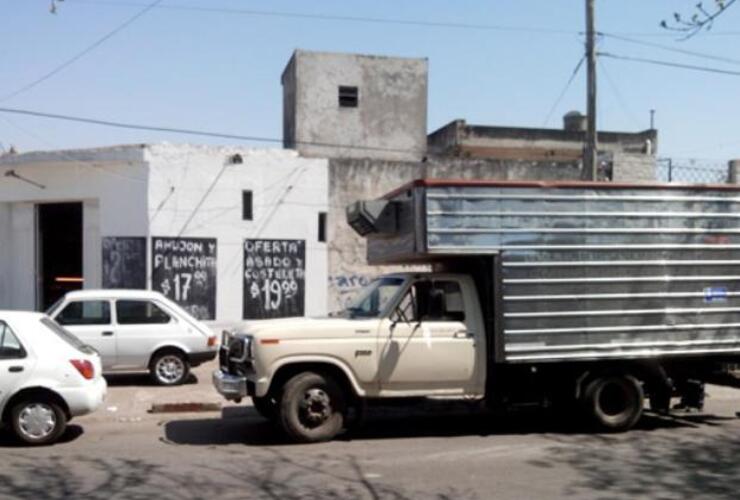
[242,190,253,221]
[338,86,358,108]
[57,300,111,326]
[0,321,26,359]
[116,300,171,325]
[318,212,327,242]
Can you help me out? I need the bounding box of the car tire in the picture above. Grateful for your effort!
[150,351,190,386]
[251,396,278,421]
[10,399,67,446]
[582,374,644,432]
[278,372,345,443]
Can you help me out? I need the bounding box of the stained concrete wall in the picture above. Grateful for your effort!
[283,50,428,162]
[327,157,583,311]
[611,152,657,182]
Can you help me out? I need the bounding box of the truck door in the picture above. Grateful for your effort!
[378,278,482,395]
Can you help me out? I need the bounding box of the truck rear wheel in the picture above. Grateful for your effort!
[278,372,345,443]
[583,374,644,432]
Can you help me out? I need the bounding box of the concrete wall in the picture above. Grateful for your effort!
[611,152,657,182]
[0,146,149,310]
[284,50,428,162]
[327,157,583,311]
[145,144,329,322]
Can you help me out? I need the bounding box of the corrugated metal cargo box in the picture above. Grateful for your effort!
[361,179,740,363]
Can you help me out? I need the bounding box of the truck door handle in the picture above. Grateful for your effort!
[453,331,473,339]
[102,331,114,336]
[8,366,24,373]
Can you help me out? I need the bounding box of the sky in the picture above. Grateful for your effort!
[1,0,739,163]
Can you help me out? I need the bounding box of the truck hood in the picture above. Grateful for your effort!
[241,316,377,339]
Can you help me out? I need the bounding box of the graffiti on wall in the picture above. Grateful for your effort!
[328,274,374,309]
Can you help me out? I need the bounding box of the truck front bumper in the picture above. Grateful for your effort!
[212,369,251,401]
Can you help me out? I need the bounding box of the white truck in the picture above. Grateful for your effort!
[213,179,740,442]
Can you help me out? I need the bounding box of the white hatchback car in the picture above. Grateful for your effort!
[0,311,106,445]
[47,290,217,385]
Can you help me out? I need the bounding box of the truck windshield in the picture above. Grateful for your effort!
[342,277,405,319]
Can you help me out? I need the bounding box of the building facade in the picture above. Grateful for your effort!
[282,49,428,162]
[0,144,328,323]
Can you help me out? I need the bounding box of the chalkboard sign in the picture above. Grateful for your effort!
[243,239,305,319]
[102,237,146,289]
[152,237,217,320]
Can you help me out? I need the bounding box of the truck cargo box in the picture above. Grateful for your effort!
[347,179,740,363]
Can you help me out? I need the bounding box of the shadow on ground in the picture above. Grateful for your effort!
[0,448,475,499]
[0,425,84,448]
[104,373,198,387]
[162,401,732,447]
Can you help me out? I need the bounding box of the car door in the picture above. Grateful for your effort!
[0,320,34,411]
[54,300,116,369]
[114,299,180,369]
[378,279,478,395]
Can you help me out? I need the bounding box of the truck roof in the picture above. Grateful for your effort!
[384,178,740,199]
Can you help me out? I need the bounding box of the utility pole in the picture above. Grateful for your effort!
[585,0,598,181]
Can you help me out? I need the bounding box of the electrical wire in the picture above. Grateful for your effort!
[600,32,740,66]
[0,106,426,155]
[0,0,163,102]
[542,56,585,127]
[598,52,740,77]
[597,59,643,130]
[65,0,575,35]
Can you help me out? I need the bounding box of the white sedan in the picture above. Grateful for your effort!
[0,311,106,445]
[47,290,218,385]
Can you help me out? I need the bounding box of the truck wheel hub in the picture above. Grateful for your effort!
[301,388,331,424]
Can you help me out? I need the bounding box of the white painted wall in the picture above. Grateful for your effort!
[0,146,149,310]
[0,144,328,321]
[145,144,329,322]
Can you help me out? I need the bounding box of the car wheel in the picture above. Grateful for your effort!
[11,400,67,446]
[251,396,278,421]
[278,372,345,443]
[150,351,190,386]
[582,374,644,432]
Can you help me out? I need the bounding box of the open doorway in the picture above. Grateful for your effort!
[37,202,83,310]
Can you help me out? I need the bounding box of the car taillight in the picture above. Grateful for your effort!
[207,336,217,347]
[70,359,95,380]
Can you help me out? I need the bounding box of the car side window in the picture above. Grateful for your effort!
[56,300,111,326]
[116,300,171,325]
[416,280,466,322]
[0,321,26,359]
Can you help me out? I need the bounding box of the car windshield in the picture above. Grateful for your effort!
[340,276,406,319]
[40,317,96,355]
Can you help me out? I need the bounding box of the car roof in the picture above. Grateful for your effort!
[62,289,166,300]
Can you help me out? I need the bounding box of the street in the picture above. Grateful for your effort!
[1,362,739,500]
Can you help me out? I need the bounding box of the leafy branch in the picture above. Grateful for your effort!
[661,0,736,39]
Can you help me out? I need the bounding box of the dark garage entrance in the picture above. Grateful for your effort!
[37,202,83,310]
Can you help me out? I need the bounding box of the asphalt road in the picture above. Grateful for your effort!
[2,365,739,500]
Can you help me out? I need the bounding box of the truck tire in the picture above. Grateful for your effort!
[583,374,644,432]
[278,372,345,443]
[10,399,67,446]
[251,396,278,421]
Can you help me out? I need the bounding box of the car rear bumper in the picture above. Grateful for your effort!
[189,350,217,366]
[59,377,107,417]
[212,369,251,401]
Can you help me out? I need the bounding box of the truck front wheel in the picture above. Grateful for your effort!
[278,372,345,443]
[582,374,644,432]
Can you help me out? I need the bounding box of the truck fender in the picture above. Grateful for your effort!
[269,355,367,398]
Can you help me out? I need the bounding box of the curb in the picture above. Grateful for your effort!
[149,402,222,414]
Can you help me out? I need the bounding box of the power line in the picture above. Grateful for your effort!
[600,32,740,66]
[598,52,740,77]
[66,0,575,35]
[597,59,642,130]
[0,0,163,102]
[0,106,425,155]
[542,56,585,127]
